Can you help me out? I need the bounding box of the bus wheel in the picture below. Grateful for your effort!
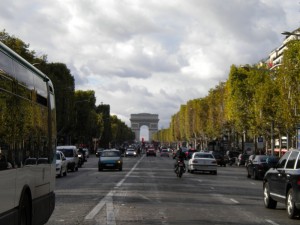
[19,192,31,225]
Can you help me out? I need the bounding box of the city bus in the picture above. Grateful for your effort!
[0,41,56,225]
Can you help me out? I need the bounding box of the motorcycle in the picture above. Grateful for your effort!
[175,160,185,178]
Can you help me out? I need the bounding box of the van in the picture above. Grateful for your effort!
[56,146,79,172]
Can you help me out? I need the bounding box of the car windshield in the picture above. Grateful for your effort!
[102,151,120,157]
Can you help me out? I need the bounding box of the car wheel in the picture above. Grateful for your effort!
[98,166,103,171]
[287,188,300,219]
[190,170,194,174]
[263,182,277,209]
[119,167,122,171]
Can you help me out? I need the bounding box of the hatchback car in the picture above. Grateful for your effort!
[56,151,67,177]
[98,149,123,171]
[263,149,300,219]
[188,152,217,175]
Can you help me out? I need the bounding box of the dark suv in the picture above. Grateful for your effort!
[263,149,300,219]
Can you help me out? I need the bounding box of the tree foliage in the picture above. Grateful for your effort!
[1,30,134,149]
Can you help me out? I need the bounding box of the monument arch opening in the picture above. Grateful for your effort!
[140,125,149,142]
[130,113,159,142]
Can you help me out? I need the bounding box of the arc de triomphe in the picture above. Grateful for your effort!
[130,113,159,142]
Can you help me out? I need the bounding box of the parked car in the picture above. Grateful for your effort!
[56,151,67,177]
[146,148,156,156]
[212,151,226,167]
[247,155,279,180]
[187,152,217,175]
[263,149,300,219]
[236,153,250,166]
[160,149,169,157]
[98,149,123,171]
[125,148,137,157]
[56,145,79,172]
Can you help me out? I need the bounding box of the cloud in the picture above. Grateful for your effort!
[0,0,299,131]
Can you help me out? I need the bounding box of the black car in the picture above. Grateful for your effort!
[263,149,300,219]
[212,152,226,167]
[247,155,278,180]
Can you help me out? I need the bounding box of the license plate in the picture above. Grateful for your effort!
[106,164,114,166]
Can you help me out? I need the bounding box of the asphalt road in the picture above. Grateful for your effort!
[45,153,299,225]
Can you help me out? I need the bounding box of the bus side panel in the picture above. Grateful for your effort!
[0,42,56,225]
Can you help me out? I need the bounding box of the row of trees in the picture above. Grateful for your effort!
[0,30,135,151]
[153,39,300,153]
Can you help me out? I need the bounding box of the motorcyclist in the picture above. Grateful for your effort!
[173,148,186,173]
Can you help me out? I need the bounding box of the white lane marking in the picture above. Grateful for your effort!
[85,155,144,221]
[230,198,239,204]
[106,195,115,225]
[265,219,280,225]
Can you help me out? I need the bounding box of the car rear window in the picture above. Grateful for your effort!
[194,154,213,159]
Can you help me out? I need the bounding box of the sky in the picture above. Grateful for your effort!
[1,0,299,140]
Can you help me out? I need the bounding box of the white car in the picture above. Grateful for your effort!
[56,151,68,177]
[188,152,217,175]
[57,145,79,172]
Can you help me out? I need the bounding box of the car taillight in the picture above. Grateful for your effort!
[192,159,198,163]
[211,160,217,164]
[297,177,300,186]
